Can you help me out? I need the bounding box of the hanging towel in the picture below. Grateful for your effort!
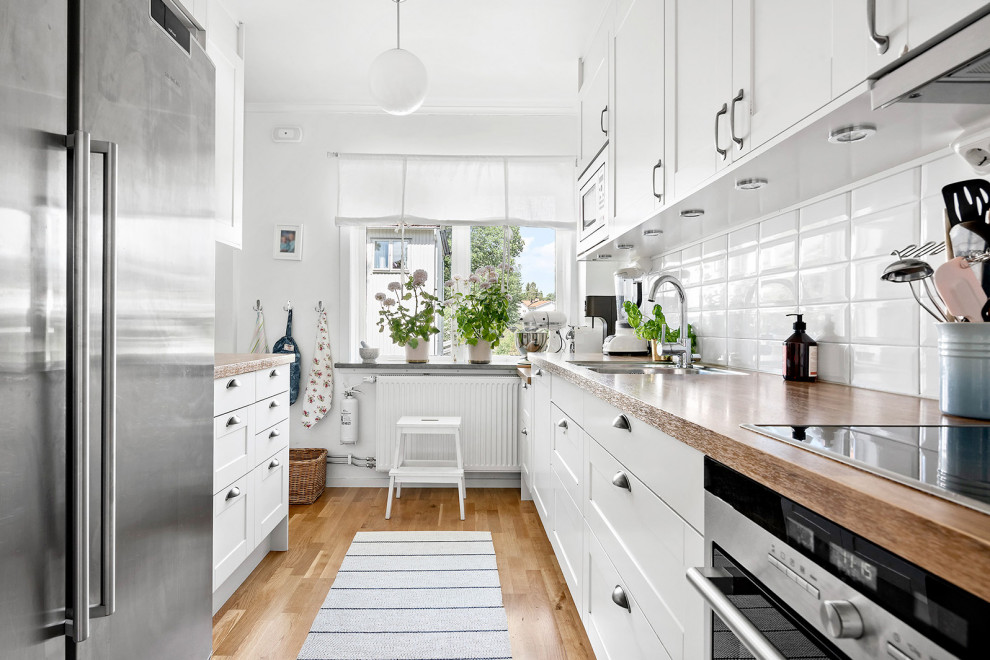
[248,309,270,354]
[272,309,301,404]
[302,309,335,428]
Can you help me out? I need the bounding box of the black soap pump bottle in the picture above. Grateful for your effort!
[783,313,817,382]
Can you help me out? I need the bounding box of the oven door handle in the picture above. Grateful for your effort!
[686,567,788,660]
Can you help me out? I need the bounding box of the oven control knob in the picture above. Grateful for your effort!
[820,600,864,639]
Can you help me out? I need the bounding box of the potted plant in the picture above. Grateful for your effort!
[445,265,513,364]
[375,269,440,363]
[623,301,697,361]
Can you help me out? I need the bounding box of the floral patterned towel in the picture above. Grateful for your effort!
[302,309,334,428]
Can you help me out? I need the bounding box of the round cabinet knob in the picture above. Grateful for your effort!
[820,600,864,639]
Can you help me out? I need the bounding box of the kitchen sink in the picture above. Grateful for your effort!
[570,363,747,376]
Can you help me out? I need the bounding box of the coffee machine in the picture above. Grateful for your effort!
[602,266,650,355]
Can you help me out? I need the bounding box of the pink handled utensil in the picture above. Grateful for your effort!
[934,257,987,322]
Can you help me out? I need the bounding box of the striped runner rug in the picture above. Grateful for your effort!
[297,531,513,660]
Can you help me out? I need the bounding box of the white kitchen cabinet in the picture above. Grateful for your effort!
[174,0,208,29]
[531,367,553,527]
[213,406,252,494]
[749,1,833,149]
[213,475,252,589]
[254,446,290,542]
[519,379,533,501]
[905,0,989,53]
[207,0,244,249]
[579,11,613,175]
[612,0,665,232]
[551,466,585,599]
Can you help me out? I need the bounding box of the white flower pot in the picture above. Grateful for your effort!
[404,341,429,363]
[468,339,492,364]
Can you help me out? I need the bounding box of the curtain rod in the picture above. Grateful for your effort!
[327,152,577,162]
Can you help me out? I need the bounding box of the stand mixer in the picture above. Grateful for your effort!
[515,310,567,364]
[602,266,650,355]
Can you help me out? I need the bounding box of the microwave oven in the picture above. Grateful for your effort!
[578,147,609,253]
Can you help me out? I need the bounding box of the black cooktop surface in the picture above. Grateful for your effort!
[743,425,990,515]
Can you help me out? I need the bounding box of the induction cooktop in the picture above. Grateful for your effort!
[743,425,990,515]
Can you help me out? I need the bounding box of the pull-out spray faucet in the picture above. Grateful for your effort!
[647,273,692,367]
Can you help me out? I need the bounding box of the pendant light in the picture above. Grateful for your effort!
[369,0,428,116]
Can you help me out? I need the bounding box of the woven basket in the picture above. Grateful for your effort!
[289,448,327,505]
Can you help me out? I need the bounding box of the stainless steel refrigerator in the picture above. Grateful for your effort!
[1,0,215,658]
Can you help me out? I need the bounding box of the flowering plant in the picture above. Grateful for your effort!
[375,269,440,349]
[444,264,513,347]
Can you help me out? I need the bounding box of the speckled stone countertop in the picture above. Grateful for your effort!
[215,353,295,379]
[531,353,990,600]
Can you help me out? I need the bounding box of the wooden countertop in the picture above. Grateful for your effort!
[215,353,295,379]
[531,354,990,601]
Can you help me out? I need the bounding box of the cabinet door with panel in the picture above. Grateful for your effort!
[207,0,244,248]
[831,0,908,97]
[213,475,252,590]
[612,0,665,232]
[531,368,553,528]
[579,13,612,175]
[519,381,533,500]
[906,0,989,51]
[254,446,289,542]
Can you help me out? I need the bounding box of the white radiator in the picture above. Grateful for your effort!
[375,375,519,472]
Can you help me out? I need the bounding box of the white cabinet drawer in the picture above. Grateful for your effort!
[551,404,583,512]
[551,466,584,600]
[214,374,255,416]
[551,376,585,429]
[254,390,289,432]
[587,440,704,660]
[214,406,252,494]
[254,418,289,467]
[253,446,289,542]
[255,365,289,400]
[585,527,671,660]
[213,475,253,591]
[582,392,704,532]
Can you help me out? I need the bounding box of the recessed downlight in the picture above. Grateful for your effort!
[616,243,634,250]
[827,124,877,144]
[642,228,664,237]
[596,253,613,260]
[735,177,768,191]
[680,209,705,218]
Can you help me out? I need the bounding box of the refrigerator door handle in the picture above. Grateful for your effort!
[91,139,118,619]
[65,129,92,643]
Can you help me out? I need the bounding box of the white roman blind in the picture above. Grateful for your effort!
[335,154,575,229]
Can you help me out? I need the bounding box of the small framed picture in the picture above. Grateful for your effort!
[273,224,303,261]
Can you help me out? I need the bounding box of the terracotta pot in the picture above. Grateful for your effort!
[403,341,429,363]
[468,339,493,364]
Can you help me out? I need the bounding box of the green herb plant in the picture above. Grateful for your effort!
[445,265,513,347]
[375,269,440,349]
[623,300,697,350]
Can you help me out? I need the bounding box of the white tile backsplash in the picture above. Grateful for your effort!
[645,153,972,397]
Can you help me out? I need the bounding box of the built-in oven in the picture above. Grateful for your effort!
[689,458,989,660]
[578,146,608,253]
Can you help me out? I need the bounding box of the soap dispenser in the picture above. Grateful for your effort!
[783,313,817,382]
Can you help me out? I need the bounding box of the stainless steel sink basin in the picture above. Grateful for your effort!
[572,362,747,376]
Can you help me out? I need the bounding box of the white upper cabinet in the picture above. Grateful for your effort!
[207,0,245,249]
[579,12,612,175]
[904,0,990,49]
[177,0,209,29]
[749,1,833,149]
[612,0,665,233]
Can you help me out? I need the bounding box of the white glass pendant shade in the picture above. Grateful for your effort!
[369,48,429,115]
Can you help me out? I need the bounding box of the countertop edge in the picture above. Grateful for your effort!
[215,353,295,379]
[531,355,990,601]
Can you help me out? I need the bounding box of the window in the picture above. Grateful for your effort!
[372,238,409,271]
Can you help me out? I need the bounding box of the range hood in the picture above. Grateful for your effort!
[872,9,990,109]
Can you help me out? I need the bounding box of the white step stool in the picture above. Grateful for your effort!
[386,416,465,520]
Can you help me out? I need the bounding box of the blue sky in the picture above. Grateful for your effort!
[518,227,555,296]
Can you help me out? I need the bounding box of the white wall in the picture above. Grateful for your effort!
[643,150,989,398]
[219,111,576,479]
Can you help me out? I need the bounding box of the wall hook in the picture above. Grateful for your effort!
[253,299,263,312]
[315,300,325,312]
[283,300,292,312]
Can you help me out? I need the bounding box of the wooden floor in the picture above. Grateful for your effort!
[211,487,595,659]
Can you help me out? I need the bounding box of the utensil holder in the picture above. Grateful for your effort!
[936,322,990,419]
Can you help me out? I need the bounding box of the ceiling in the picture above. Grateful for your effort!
[224,0,606,113]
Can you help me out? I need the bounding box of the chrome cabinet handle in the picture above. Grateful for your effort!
[522,382,529,390]
[867,0,890,54]
[729,89,744,150]
[652,159,663,201]
[714,103,728,160]
[67,128,92,643]
[600,106,608,136]
[269,428,281,438]
[534,368,543,377]
[521,428,528,435]
[611,585,631,612]
[611,414,631,431]
[269,369,280,378]
[269,400,280,408]
[226,415,241,427]
[611,471,631,491]
[687,567,787,660]
[269,459,280,470]
[226,378,241,389]
[557,419,568,430]
[225,487,241,501]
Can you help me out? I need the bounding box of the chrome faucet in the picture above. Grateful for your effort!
[647,273,693,367]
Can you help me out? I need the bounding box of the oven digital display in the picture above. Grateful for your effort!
[785,517,815,552]
[829,543,878,591]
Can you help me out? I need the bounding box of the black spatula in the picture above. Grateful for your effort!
[942,179,990,227]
